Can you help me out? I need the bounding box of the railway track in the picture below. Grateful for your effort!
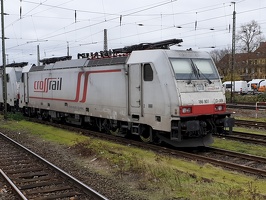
[23,118,266,178]
[0,132,108,200]
[193,147,266,177]
[235,119,266,129]
[216,131,266,146]
[225,119,266,145]
[154,145,266,178]
[140,140,266,178]
[227,102,266,110]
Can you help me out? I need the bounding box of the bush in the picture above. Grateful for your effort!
[7,112,25,121]
[257,93,266,102]
[225,91,266,103]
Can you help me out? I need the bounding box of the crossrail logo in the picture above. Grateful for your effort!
[30,69,121,102]
[34,78,62,92]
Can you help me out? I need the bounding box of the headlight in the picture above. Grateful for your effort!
[215,105,224,111]
[181,107,192,114]
[182,108,187,113]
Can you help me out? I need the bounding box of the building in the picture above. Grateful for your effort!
[217,42,266,81]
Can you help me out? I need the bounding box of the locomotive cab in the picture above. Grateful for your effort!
[165,51,234,146]
[127,48,234,147]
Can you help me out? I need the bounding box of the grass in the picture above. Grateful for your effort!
[1,115,266,199]
[235,116,266,123]
[212,138,266,157]
[234,126,266,136]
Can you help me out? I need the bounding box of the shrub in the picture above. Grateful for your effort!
[257,93,266,102]
[7,112,25,121]
[225,91,266,103]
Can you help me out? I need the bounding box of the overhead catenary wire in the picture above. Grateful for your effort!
[3,0,266,64]
[4,1,258,41]
[6,0,181,51]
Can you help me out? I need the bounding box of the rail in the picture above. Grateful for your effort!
[0,132,108,200]
[26,118,266,177]
[216,131,266,146]
[235,119,266,129]
[0,169,27,200]
[256,101,266,118]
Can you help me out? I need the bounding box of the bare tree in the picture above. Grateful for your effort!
[236,20,264,53]
[209,48,231,65]
[210,48,231,78]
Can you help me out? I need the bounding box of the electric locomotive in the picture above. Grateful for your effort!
[18,39,234,147]
[0,62,26,111]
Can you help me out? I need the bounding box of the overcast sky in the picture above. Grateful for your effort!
[1,0,266,65]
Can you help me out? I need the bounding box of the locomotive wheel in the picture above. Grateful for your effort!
[49,117,54,123]
[140,126,152,143]
[101,119,119,135]
[109,127,120,136]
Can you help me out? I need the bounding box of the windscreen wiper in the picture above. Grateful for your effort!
[187,63,198,84]
[194,63,212,84]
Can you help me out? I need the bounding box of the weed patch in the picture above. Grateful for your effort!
[71,140,96,157]
[7,112,25,121]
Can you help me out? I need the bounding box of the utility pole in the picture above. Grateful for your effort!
[1,0,7,119]
[67,41,69,56]
[103,29,107,52]
[37,45,40,66]
[230,2,236,103]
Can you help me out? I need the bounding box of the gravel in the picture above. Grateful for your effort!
[0,179,18,200]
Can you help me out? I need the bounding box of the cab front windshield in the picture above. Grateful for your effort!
[169,58,219,80]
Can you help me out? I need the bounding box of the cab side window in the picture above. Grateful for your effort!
[143,63,153,81]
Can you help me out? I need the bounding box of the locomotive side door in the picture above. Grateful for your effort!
[25,73,29,105]
[128,63,143,119]
[19,72,29,107]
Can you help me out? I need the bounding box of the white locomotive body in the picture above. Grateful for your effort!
[19,39,234,147]
[0,63,25,111]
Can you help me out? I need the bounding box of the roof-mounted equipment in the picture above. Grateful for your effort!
[0,62,28,68]
[76,38,183,60]
[113,38,183,54]
[39,56,72,65]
